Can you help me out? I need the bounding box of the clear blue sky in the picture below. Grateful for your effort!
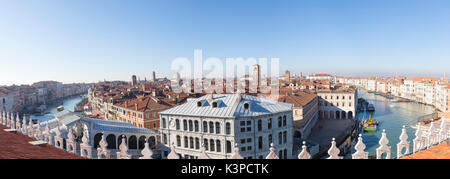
[1,0,449,85]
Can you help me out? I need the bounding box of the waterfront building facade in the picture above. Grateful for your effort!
[159,93,294,159]
[317,87,357,120]
[279,92,318,139]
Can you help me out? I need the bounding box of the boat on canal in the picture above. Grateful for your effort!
[363,115,378,132]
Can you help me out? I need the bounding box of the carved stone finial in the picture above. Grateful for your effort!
[99,133,108,150]
[298,141,311,159]
[376,129,391,159]
[397,125,410,158]
[231,143,244,159]
[167,142,180,159]
[265,143,279,159]
[140,139,154,159]
[327,138,342,159]
[352,134,368,159]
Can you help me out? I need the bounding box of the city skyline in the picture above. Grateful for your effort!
[1,0,450,85]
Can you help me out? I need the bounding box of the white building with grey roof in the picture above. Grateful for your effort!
[159,93,294,159]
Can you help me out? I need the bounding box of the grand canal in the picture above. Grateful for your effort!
[356,89,435,158]
[30,95,84,122]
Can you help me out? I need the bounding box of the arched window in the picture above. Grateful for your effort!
[258,136,263,149]
[283,115,287,126]
[268,118,272,129]
[284,149,287,159]
[162,118,166,128]
[210,139,215,151]
[226,122,231,134]
[204,139,209,151]
[189,137,194,149]
[184,136,188,148]
[215,122,220,134]
[189,120,193,131]
[212,102,218,108]
[176,135,181,147]
[283,131,287,144]
[203,121,208,133]
[226,141,232,153]
[163,134,167,145]
[258,120,262,131]
[278,132,282,145]
[279,150,283,159]
[183,120,187,131]
[175,119,180,130]
[195,138,200,149]
[194,121,199,132]
[216,140,221,152]
[128,135,137,149]
[197,101,202,107]
[278,117,282,127]
[209,121,214,134]
[244,103,250,110]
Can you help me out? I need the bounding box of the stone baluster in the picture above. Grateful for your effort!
[80,125,92,158]
[298,141,311,159]
[139,139,154,159]
[15,113,21,131]
[16,113,20,130]
[10,113,16,129]
[438,118,448,143]
[167,142,180,159]
[426,121,437,148]
[1,111,5,125]
[397,125,410,158]
[27,117,34,137]
[22,115,28,135]
[413,123,424,153]
[376,129,391,159]
[352,134,368,159]
[66,128,77,154]
[97,133,111,159]
[116,135,131,159]
[6,112,11,127]
[265,143,279,159]
[327,138,343,159]
[231,143,244,159]
[54,125,63,148]
[43,121,51,143]
[198,143,211,159]
[34,120,42,140]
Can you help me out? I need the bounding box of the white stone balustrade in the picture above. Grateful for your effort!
[298,141,311,159]
[397,125,410,158]
[376,129,391,159]
[265,143,279,159]
[139,139,154,159]
[116,135,131,159]
[352,134,368,159]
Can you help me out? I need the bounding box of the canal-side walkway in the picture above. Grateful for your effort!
[308,119,357,158]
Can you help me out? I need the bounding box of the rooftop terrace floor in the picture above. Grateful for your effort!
[0,124,84,159]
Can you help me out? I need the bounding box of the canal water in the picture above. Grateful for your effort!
[356,89,435,158]
[30,96,84,122]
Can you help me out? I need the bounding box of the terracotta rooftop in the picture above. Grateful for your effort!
[401,141,450,159]
[279,91,317,107]
[0,124,84,159]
